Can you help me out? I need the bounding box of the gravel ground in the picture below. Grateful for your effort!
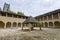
[0,28,60,40]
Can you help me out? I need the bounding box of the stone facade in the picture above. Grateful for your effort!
[35,9,60,28]
[0,11,28,28]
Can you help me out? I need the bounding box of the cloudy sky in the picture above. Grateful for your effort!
[0,0,60,17]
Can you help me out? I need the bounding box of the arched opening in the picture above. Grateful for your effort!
[6,22,11,28]
[49,22,53,27]
[18,23,21,27]
[13,22,17,27]
[0,21,5,28]
[45,22,48,27]
[54,21,60,28]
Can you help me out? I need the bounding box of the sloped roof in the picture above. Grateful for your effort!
[0,11,29,18]
[35,9,60,18]
[23,16,38,23]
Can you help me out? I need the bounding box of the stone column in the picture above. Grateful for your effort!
[42,17,44,21]
[25,24,26,27]
[39,18,40,21]
[21,23,23,30]
[48,22,50,28]
[47,16,48,20]
[16,23,18,28]
[43,23,45,27]
[52,22,55,28]
[17,16,18,18]
[58,13,60,19]
[12,15,13,17]
[52,14,54,20]
[11,23,13,28]
[6,13,7,17]
[4,23,6,29]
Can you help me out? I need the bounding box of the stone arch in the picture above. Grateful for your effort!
[6,22,11,28]
[45,22,48,27]
[13,22,17,27]
[54,21,60,28]
[49,22,53,27]
[0,21,5,28]
[18,23,21,27]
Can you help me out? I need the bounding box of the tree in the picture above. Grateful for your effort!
[37,22,43,30]
[17,12,24,16]
[8,10,16,14]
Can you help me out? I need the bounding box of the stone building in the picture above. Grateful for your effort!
[35,9,60,28]
[0,11,28,28]
[3,3,10,12]
[0,9,60,29]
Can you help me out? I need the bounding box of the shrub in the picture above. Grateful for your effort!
[37,22,43,30]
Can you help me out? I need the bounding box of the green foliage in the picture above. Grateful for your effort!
[17,12,24,15]
[37,22,43,27]
[8,10,16,13]
[37,22,43,30]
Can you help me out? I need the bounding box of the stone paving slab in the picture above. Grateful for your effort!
[0,28,60,40]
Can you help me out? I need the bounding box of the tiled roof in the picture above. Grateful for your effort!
[35,9,60,18]
[23,16,38,23]
[0,11,29,18]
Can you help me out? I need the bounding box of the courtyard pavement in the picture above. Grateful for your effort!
[0,27,60,40]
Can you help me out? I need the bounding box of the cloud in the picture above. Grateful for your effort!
[0,0,60,17]
[44,0,50,2]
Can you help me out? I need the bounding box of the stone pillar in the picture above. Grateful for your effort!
[52,14,54,20]
[11,23,13,28]
[12,15,13,17]
[17,16,18,18]
[52,22,55,28]
[42,17,44,21]
[48,22,50,28]
[4,23,6,29]
[25,24,26,27]
[58,13,60,19]
[16,23,18,28]
[47,16,48,20]
[43,23,45,27]
[26,24,27,27]
[6,13,7,17]
[21,23,23,30]
[39,18,40,21]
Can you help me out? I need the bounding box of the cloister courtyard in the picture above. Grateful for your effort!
[0,27,60,40]
[0,1,60,40]
[0,3,60,40]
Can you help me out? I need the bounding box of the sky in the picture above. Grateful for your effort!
[0,0,60,17]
